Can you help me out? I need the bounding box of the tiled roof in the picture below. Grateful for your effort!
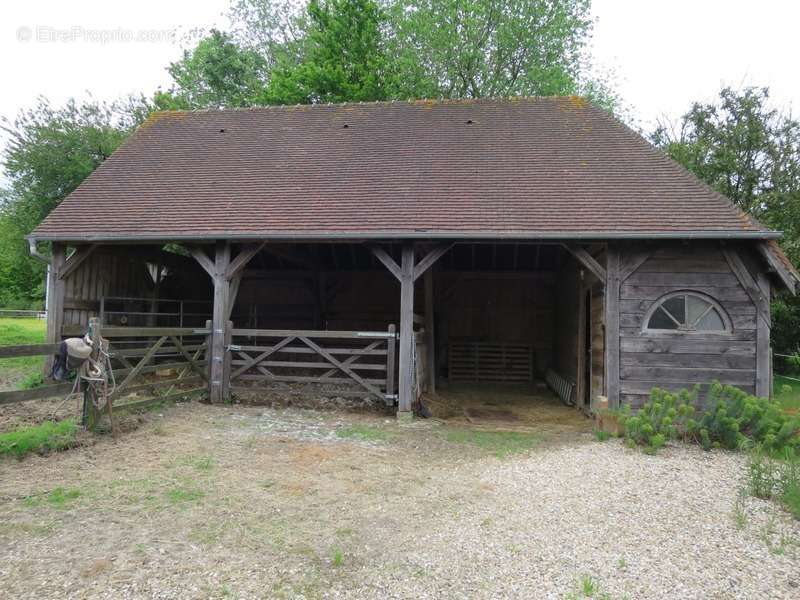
[32,97,778,241]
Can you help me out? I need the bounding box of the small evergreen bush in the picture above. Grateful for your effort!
[619,383,800,455]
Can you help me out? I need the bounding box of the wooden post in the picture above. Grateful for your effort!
[44,243,67,377]
[222,319,233,403]
[398,245,415,415]
[756,272,771,398]
[84,317,102,430]
[424,269,436,393]
[604,245,621,408]
[386,323,396,402]
[209,241,231,403]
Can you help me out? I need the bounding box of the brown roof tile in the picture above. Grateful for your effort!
[31,97,778,241]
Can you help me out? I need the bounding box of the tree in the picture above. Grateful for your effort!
[652,87,800,353]
[158,29,270,109]
[386,0,602,100]
[265,0,392,104]
[0,97,146,306]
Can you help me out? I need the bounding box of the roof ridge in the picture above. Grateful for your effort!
[146,95,587,117]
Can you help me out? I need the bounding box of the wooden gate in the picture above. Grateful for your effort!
[227,326,397,404]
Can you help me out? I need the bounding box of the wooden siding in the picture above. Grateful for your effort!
[618,243,759,408]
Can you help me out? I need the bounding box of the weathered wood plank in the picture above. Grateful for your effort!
[114,387,206,413]
[59,244,97,281]
[605,246,620,407]
[413,244,452,281]
[625,272,741,287]
[386,324,396,399]
[110,336,167,400]
[756,271,771,398]
[619,328,756,342]
[0,343,62,358]
[299,336,384,399]
[44,243,67,376]
[621,285,750,302]
[620,351,755,370]
[237,373,387,385]
[398,245,415,412]
[230,328,395,339]
[225,242,265,280]
[62,326,210,337]
[620,337,756,356]
[620,366,756,385]
[0,382,75,405]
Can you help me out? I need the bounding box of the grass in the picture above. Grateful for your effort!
[774,374,800,413]
[330,547,344,567]
[746,448,800,520]
[0,317,47,390]
[0,419,77,458]
[335,424,390,441]
[23,486,81,508]
[166,486,205,505]
[445,428,540,457]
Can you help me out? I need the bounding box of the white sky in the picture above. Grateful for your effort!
[0,0,798,176]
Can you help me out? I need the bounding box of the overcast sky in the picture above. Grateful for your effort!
[1,0,798,173]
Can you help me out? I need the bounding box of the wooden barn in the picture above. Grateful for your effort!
[27,98,800,416]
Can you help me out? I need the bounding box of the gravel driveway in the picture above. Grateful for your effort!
[0,402,797,599]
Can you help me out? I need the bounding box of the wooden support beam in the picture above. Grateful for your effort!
[228,276,242,321]
[756,272,771,398]
[59,244,97,280]
[370,246,402,281]
[209,241,231,403]
[413,244,452,281]
[44,243,67,377]
[424,268,436,394]
[757,241,797,295]
[398,244,415,414]
[563,243,607,282]
[190,246,216,278]
[604,245,621,408]
[722,247,771,328]
[225,242,265,280]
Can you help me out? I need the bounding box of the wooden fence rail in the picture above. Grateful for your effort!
[0,325,209,411]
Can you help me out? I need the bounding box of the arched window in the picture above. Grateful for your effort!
[644,291,731,333]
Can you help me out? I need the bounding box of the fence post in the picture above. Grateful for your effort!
[386,324,396,404]
[84,317,103,431]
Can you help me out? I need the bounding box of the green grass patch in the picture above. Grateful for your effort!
[23,486,81,508]
[774,375,800,413]
[331,547,344,567]
[445,428,541,457]
[0,317,47,389]
[335,424,390,441]
[166,486,205,505]
[176,454,215,472]
[0,419,77,458]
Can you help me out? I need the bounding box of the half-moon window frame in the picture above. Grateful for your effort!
[643,291,732,334]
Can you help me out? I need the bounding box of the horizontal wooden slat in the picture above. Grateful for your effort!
[0,382,75,405]
[115,344,206,358]
[231,345,386,356]
[636,258,732,273]
[621,352,754,370]
[619,298,756,315]
[231,328,394,339]
[621,285,750,302]
[620,366,756,385]
[0,343,61,358]
[237,374,387,385]
[621,337,755,356]
[620,328,756,342]
[62,326,210,337]
[231,386,376,399]
[114,360,208,379]
[230,360,385,371]
[625,272,741,287]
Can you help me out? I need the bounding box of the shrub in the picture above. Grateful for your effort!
[620,383,800,455]
[620,387,697,453]
[692,383,800,453]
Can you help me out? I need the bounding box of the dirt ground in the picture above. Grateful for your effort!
[1,391,799,599]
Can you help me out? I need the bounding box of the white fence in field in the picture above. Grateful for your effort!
[0,309,47,319]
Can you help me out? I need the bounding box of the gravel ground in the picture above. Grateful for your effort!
[0,402,798,599]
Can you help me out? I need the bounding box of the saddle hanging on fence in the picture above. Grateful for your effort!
[51,337,93,381]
